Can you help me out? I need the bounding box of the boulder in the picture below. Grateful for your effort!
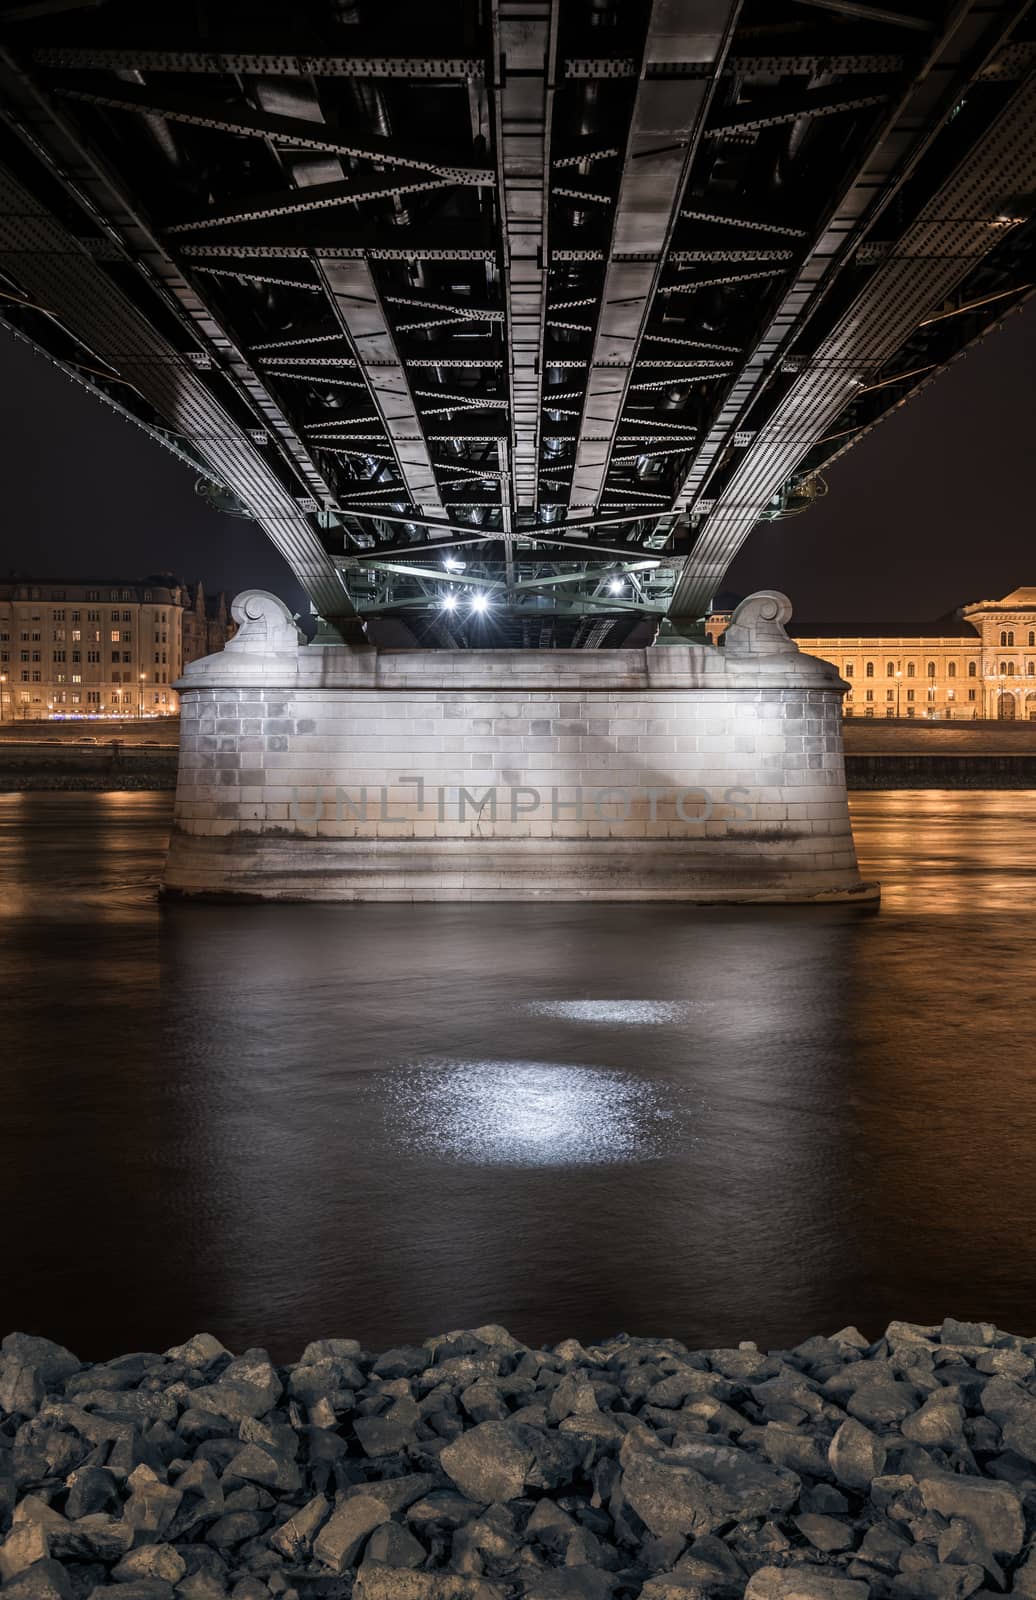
[312,1494,386,1572]
[917,1474,1024,1558]
[744,1566,869,1600]
[828,1418,886,1489]
[112,1544,187,1584]
[440,1421,534,1502]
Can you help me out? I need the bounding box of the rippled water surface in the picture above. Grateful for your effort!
[1,790,1035,1362]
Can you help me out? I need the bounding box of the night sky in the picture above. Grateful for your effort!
[1,300,1034,630]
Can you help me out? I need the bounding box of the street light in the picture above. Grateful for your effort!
[895,669,902,718]
[139,671,146,719]
[0,672,6,723]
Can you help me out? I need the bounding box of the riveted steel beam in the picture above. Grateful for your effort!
[665,0,1033,590]
[491,0,558,520]
[0,161,354,622]
[565,0,742,521]
[34,48,486,79]
[669,65,1036,618]
[53,79,494,183]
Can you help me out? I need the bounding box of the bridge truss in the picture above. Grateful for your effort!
[0,0,1034,645]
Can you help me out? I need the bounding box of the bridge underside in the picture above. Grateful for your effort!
[0,0,1034,645]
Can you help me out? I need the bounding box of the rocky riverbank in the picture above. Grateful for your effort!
[0,1320,1034,1600]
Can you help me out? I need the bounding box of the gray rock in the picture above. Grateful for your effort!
[65,1465,120,1519]
[936,1518,1004,1585]
[0,1520,50,1581]
[618,1432,799,1540]
[793,1513,854,1552]
[2,1334,80,1385]
[846,1381,918,1426]
[1,1562,73,1600]
[828,1417,886,1489]
[112,1544,188,1584]
[857,1521,911,1572]
[0,1359,45,1418]
[268,1495,331,1559]
[405,1490,484,1531]
[371,1347,429,1380]
[889,1564,985,1600]
[353,1565,505,1599]
[204,1512,269,1549]
[295,1335,360,1362]
[90,1585,175,1600]
[364,1522,426,1568]
[457,1380,509,1425]
[164,1333,229,1369]
[312,1494,385,1572]
[917,1474,1024,1558]
[222,1444,300,1494]
[342,1473,439,1516]
[353,1400,422,1458]
[440,1420,533,1502]
[744,1566,869,1600]
[902,1398,967,1450]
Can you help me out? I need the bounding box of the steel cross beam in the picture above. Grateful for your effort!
[492,0,558,519]
[668,65,1036,620]
[565,0,741,520]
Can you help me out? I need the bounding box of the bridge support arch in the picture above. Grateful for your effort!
[163,590,878,905]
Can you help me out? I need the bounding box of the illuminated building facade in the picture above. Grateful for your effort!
[707,589,1036,720]
[0,578,231,719]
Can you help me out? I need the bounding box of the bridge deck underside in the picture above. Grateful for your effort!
[0,0,1033,643]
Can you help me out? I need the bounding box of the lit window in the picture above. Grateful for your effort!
[111,630,121,643]
[72,629,81,641]
[72,674,81,684]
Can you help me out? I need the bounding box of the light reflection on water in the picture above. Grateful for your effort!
[2,790,1036,1362]
[522,999,701,1025]
[380,1059,681,1166]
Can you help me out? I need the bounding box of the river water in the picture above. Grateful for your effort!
[1,791,1034,1363]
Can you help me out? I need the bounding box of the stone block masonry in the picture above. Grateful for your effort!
[162,590,879,904]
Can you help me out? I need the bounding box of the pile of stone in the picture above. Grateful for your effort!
[1,1318,1035,1600]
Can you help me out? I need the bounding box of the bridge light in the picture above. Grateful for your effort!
[443,555,463,571]
[471,594,489,613]
[608,578,624,594]
[442,594,458,611]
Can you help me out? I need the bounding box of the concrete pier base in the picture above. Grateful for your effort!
[163,590,878,904]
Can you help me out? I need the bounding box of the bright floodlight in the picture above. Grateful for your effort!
[471,593,489,613]
[443,555,462,571]
[608,578,624,594]
[442,594,457,611]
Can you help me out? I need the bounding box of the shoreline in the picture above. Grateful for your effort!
[1,1318,1032,1600]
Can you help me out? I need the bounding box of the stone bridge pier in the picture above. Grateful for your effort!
[162,590,878,905]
